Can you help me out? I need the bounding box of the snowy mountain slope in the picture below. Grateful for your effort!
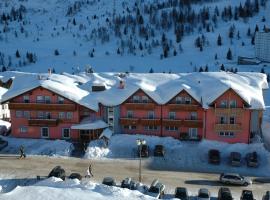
[0,0,269,73]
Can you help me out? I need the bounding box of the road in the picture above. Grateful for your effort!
[0,154,269,198]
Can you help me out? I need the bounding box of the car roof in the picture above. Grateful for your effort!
[199,188,209,194]
[222,173,240,176]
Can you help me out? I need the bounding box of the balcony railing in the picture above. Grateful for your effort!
[162,119,203,128]
[214,123,242,132]
[119,118,139,125]
[28,118,59,126]
[140,118,161,126]
[125,103,156,110]
[167,104,199,111]
[9,103,76,111]
[162,119,182,126]
[214,108,243,116]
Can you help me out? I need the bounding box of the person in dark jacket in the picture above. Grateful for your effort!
[19,145,26,159]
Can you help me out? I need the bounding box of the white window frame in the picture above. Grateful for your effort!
[44,96,51,104]
[59,112,65,119]
[229,100,237,108]
[185,97,191,104]
[132,95,140,103]
[220,100,227,108]
[66,112,73,119]
[169,112,176,120]
[20,126,28,133]
[23,95,30,103]
[220,116,227,124]
[142,96,149,103]
[62,128,71,139]
[41,127,49,138]
[189,128,198,138]
[176,96,184,104]
[148,111,155,119]
[23,111,30,119]
[36,95,44,103]
[127,110,133,118]
[57,96,64,104]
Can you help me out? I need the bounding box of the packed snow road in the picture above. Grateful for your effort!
[0,155,269,198]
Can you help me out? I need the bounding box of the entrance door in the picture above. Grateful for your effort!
[189,128,198,139]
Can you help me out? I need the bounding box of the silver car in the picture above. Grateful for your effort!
[198,188,210,200]
[219,173,252,186]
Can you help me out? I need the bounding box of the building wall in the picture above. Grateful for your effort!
[255,32,270,62]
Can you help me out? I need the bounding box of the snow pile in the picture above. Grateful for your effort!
[0,177,155,200]
[85,134,270,176]
[0,136,74,157]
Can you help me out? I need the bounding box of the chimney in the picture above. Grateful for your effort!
[48,68,52,76]
[119,80,125,89]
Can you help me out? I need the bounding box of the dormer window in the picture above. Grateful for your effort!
[133,95,140,103]
[45,96,51,104]
[220,100,227,108]
[58,96,64,104]
[142,96,149,103]
[176,96,184,104]
[36,96,44,103]
[23,95,29,103]
[185,97,191,104]
[229,100,237,108]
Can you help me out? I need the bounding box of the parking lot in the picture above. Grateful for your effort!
[0,155,269,198]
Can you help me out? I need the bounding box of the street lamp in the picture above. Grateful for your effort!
[136,138,146,183]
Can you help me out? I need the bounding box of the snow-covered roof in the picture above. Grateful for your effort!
[99,128,113,139]
[0,71,268,110]
[71,118,108,130]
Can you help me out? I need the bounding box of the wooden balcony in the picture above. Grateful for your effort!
[119,118,139,125]
[182,120,203,128]
[214,123,242,132]
[162,119,182,126]
[125,103,156,110]
[9,103,76,111]
[167,104,199,111]
[28,119,59,127]
[214,108,243,116]
[140,118,161,126]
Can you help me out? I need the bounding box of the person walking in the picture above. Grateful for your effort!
[85,163,94,178]
[19,145,26,159]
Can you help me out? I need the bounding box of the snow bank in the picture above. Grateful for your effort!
[0,177,155,200]
[85,134,270,177]
[0,136,74,157]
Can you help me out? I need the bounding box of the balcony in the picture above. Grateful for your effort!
[214,123,242,132]
[162,119,182,126]
[162,119,203,127]
[28,118,59,126]
[9,103,76,111]
[167,104,199,111]
[214,108,243,116]
[140,118,161,126]
[125,103,156,110]
[119,118,139,125]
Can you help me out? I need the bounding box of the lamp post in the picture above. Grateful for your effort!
[136,139,146,183]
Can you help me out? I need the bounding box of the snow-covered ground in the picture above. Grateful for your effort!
[85,134,270,177]
[0,136,74,157]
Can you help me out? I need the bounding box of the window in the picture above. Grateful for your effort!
[2,105,4,109]
[189,128,198,138]
[23,95,30,103]
[229,116,235,124]
[127,110,133,118]
[45,112,51,119]
[190,112,197,120]
[66,112,73,119]
[142,96,149,103]
[44,96,51,104]
[176,96,184,104]
[132,95,140,103]
[41,127,49,138]
[59,112,65,119]
[20,126,28,133]
[185,97,191,104]
[123,125,136,130]
[165,126,178,131]
[145,126,158,130]
[219,132,234,137]
[16,110,23,118]
[229,100,237,108]
[36,96,44,103]
[169,112,176,120]
[220,116,227,124]
[23,111,30,119]
[62,128,70,139]
[58,96,64,104]
[220,100,227,108]
[148,111,154,119]
[37,111,44,119]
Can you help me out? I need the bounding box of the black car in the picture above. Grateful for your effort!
[154,145,165,157]
[102,177,116,186]
[208,149,220,164]
[175,187,189,200]
[138,144,149,157]
[246,152,259,167]
[69,173,82,180]
[218,187,233,200]
[240,190,255,200]
[263,191,270,200]
[230,152,241,167]
[121,177,136,190]
[48,166,66,180]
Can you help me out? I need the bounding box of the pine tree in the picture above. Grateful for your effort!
[199,66,203,72]
[226,48,232,60]
[1,66,6,72]
[234,68,238,73]
[215,53,218,60]
[204,65,209,72]
[73,18,76,26]
[149,68,154,73]
[173,49,177,56]
[15,50,20,58]
[220,64,225,71]
[217,34,222,46]
[261,67,265,74]
[255,24,259,32]
[267,74,270,82]
[54,49,60,56]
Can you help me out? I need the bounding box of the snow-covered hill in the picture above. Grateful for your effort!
[0,0,269,73]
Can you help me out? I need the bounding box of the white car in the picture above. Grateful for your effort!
[219,173,252,186]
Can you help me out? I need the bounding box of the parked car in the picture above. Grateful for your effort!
[138,144,149,158]
[218,187,233,200]
[154,145,165,157]
[246,152,259,168]
[219,173,252,186]
[263,191,270,200]
[48,166,66,180]
[146,179,165,199]
[0,138,8,151]
[121,177,136,190]
[175,187,189,200]
[230,152,242,167]
[69,173,82,180]
[208,149,220,164]
[198,188,210,200]
[240,190,255,200]
[102,177,116,186]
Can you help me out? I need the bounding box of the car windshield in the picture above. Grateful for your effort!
[149,187,159,193]
[199,193,209,198]
[176,191,187,197]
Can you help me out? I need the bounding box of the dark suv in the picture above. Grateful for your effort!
[230,152,241,167]
[208,149,220,164]
[246,152,259,167]
[48,166,66,180]
[175,187,189,200]
[218,187,233,200]
[154,145,165,157]
[240,190,255,200]
[138,144,149,157]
